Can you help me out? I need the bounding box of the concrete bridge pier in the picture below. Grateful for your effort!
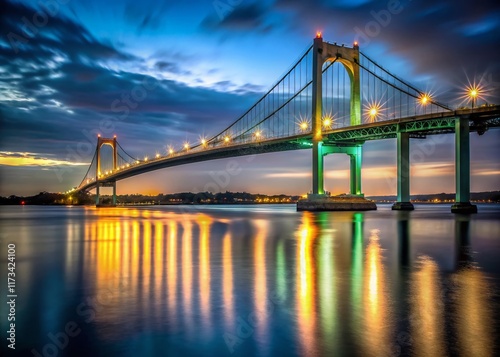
[95,180,117,207]
[299,141,377,211]
[451,117,477,213]
[392,131,414,210]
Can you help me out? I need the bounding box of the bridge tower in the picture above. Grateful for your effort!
[95,136,117,207]
[311,34,363,197]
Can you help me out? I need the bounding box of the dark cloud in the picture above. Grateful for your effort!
[154,61,190,75]
[0,1,134,62]
[274,0,500,102]
[123,1,171,33]
[201,2,273,32]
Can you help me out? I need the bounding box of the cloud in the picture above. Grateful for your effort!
[0,0,265,167]
[123,1,171,33]
[273,0,500,103]
[0,151,89,167]
[201,2,273,33]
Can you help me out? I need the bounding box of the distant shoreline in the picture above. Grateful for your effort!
[1,190,499,205]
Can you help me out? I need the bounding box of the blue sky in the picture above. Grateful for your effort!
[1,0,499,196]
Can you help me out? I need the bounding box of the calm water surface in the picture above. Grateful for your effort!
[1,204,499,357]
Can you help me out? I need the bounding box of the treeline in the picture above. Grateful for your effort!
[118,192,300,205]
[0,191,93,205]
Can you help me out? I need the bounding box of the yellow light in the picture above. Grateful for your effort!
[255,130,262,138]
[316,31,322,38]
[184,142,189,150]
[156,153,160,158]
[136,160,139,164]
[419,93,431,105]
[354,41,358,46]
[469,88,478,98]
[364,101,383,123]
[201,139,206,146]
[323,117,332,128]
[224,136,230,143]
[144,156,148,162]
[169,148,174,154]
[126,164,130,167]
[300,122,309,131]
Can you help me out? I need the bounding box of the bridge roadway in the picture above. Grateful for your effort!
[77,105,500,193]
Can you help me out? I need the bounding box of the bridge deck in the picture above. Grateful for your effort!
[76,105,499,192]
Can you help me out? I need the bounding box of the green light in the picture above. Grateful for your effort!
[299,141,313,147]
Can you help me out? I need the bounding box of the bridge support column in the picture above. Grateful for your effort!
[392,132,414,210]
[451,117,477,213]
[348,145,363,196]
[112,181,117,206]
[312,142,324,195]
[96,183,100,205]
[311,35,324,195]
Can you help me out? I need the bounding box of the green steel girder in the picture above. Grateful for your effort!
[325,116,499,142]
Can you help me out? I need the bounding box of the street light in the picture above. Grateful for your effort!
[419,93,431,105]
[469,87,479,109]
[299,121,309,132]
[323,116,333,129]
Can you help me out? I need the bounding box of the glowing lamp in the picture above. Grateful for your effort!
[419,93,431,105]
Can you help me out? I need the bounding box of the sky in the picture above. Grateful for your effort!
[1,0,499,196]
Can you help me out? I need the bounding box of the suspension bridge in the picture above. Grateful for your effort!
[67,35,500,212]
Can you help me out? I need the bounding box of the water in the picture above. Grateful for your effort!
[1,204,499,357]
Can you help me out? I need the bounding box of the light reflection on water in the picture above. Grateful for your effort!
[0,204,499,357]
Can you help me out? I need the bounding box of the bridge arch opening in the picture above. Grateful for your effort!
[97,144,115,176]
[322,61,352,130]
